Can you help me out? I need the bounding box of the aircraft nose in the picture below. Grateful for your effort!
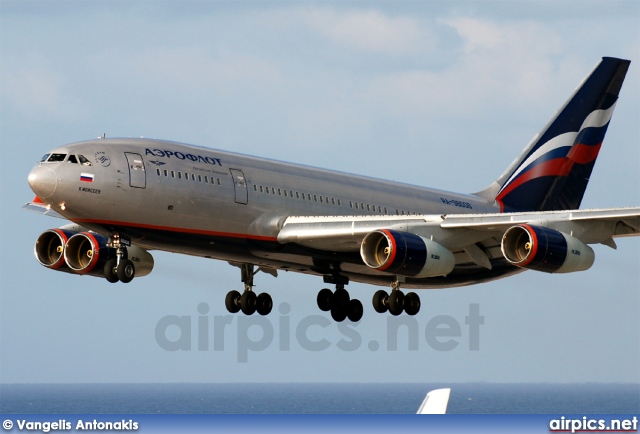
[28,164,57,199]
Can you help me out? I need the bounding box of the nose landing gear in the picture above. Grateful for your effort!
[103,233,135,284]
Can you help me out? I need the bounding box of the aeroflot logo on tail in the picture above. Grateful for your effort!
[145,148,223,166]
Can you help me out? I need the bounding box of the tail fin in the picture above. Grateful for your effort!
[476,57,630,212]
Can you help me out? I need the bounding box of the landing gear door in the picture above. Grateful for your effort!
[125,152,146,188]
[229,169,248,205]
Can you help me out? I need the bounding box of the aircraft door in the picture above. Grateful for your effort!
[229,169,248,204]
[125,152,146,188]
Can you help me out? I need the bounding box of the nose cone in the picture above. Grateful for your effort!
[28,164,57,199]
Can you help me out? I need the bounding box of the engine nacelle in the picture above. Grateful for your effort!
[501,224,595,273]
[361,229,455,278]
[62,232,154,278]
[34,228,78,271]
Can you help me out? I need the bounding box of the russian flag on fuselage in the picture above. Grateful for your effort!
[80,173,94,183]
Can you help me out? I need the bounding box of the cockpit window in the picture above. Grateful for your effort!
[47,153,67,162]
[78,155,92,166]
[67,155,78,164]
[39,154,50,162]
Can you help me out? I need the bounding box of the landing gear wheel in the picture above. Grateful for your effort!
[388,290,405,316]
[331,305,347,322]
[317,288,333,312]
[256,292,273,316]
[240,291,257,315]
[104,259,119,283]
[372,290,389,313]
[404,292,421,316]
[347,299,363,322]
[332,288,350,307]
[225,290,241,313]
[117,259,135,283]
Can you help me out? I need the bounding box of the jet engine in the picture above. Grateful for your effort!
[360,229,455,278]
[34,228,154,279]
[34,227,79,272]
[63,232,154,277]
[501,224,595,273]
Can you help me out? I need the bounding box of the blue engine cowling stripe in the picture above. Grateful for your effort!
[384,230,428,277]
[526,225,568,273]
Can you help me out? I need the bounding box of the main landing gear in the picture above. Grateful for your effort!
[104,233,135,284]
[316,275,363,322]
[372,279,421,316]
[225,263,273,316]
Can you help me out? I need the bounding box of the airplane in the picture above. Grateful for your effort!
[25,57,639,323]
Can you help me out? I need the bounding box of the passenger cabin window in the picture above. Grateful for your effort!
[67,155,78,164]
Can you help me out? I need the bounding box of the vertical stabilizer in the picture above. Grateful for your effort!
[417,388,451,414]
[475,57,630,212]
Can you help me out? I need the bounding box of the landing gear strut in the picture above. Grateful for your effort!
[316,276,363,322]
[372,279,421,316]
[103,233,135,284]
[225,264,273,316]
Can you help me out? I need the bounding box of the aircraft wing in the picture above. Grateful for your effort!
[22,200,66,220]
[277,207,640,253]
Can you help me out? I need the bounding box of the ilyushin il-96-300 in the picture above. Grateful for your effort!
[26,57,639,322]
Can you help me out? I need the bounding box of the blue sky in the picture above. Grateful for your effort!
[0,1,638,384]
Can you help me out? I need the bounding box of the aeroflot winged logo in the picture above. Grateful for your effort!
[94,151,111,167]
[145,148,223,166]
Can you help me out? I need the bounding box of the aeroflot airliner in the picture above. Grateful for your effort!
[26,57,639,322]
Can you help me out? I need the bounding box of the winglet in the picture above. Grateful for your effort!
[417,388,451,414]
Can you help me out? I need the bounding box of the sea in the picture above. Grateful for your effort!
[1,383,638,414]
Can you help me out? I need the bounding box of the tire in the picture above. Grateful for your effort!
[372,290,389,313]
[103,258,119,283]
[225,290,241,313]
[331,288,350,310]
[317,288,333,311]
[404,292,421,316]
[347,299,363,322]
[331,305,347,322]
[117,259,135,283]
[240,291,257,315]
[256,292,273,316]
[387,290,405,316]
